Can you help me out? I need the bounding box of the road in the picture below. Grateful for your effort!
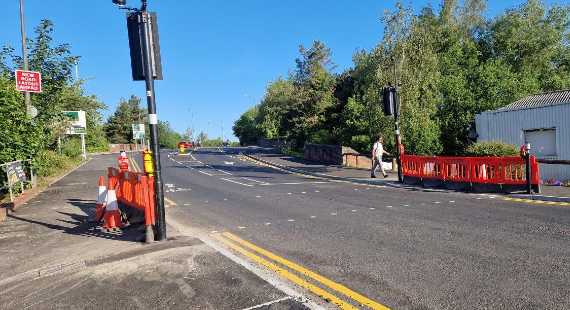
[154,147,570,309]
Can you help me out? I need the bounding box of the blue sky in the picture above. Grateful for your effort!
[1,0,565,140]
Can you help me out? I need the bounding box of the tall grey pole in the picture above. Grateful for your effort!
[140,8,166,241]
[18,0,32,116]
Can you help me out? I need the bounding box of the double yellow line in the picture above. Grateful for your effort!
[215,232,390,310]
[503,197,570,207]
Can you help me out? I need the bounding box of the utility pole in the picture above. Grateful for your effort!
[18,0,32,116]
[112,0,166,241]
[140,4,166,241]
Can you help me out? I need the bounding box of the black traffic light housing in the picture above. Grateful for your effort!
[382,86,397,116]
[112,0,127,6]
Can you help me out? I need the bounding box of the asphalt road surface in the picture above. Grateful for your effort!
[156,147,570,310]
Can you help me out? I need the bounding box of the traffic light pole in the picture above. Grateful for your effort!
[393,88,403,183]
[140,9,166,241]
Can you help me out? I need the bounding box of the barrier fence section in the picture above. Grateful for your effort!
[401,155,540,185]
[108,167,155,226]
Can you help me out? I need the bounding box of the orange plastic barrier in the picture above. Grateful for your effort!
[108,167,155,226]
[401,155,540,185]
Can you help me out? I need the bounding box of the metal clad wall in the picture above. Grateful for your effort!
[475,104,570,180]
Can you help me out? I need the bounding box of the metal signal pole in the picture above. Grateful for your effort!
[139,5,167,241]
[18,0,32,116]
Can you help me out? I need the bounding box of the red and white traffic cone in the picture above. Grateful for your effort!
[94,176,107,222]
[103,185,123,231]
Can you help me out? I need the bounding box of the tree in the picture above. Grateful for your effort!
[104,95,144,143]
[157,121,182,149]
[233,106,260,145]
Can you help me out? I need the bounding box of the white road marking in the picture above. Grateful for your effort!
[224,198,228,201]
[314,190,320,193]
[224,161,235,165]
[265,222,271,226]
[238,226,247,230]
[287,193,292,195]
[287,219,295,222]
[255,195,262,198]
[331,212,337,216]
[354,188,359,191]
[403,204,409,207]
[434,201,441,204]
[240,297,293,310]
[386,205,393,208]
[165,183,175,188]
[198,170,214,176]
[449,201,455,203]
[301,192,307,194]
[476,197,483,200]
[211,230,219,234]
[242,177,269,185]
[351,209,357,212]
[183,203,191,206]
[221,178,253,187]
[369,207,376,210]
[259,181,328,186]
[310,215,316,219]
[216,169,233,175]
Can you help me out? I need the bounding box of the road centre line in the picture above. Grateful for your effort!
[222,232,390,310]
[198,170,214,176]
[220,178,254,187]
[259,181,328,186]
[214,234,359,310]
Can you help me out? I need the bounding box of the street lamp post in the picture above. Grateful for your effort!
[112,0,167,241]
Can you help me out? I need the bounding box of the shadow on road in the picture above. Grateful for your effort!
[7,198,143,243]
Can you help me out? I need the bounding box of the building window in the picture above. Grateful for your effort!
[524,128,557,158]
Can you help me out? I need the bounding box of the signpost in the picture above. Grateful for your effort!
[132,123,146,149]
[63,111,88,159]
[15,70,42,93]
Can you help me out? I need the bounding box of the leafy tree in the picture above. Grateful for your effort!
[104,95,144,143]
[157,120,182,149]
[233,106,260,145]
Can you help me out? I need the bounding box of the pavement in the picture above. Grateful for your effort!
[0,153,318,310]
[162,147,570,309]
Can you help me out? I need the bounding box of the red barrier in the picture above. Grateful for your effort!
[401,155,540,185]
[108,167,155,226]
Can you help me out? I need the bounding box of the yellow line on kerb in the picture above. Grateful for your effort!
[222,232,390,310]
[213,234,358,310]
[502,197,570,207]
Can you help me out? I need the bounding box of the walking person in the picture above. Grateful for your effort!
[371,135,390,178]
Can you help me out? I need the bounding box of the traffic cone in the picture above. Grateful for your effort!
[94,176,107,222]
[103,185,123,231]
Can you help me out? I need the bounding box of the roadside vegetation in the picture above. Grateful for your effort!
[1,20,109,199]
[233,0,570,157]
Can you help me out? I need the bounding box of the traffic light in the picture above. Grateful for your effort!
[126,12,163,81]
[382,86,396,116]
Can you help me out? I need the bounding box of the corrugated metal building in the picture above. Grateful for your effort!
[475,90,570,181]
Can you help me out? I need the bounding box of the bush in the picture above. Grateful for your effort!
[62,138,83,158]
[464,141,518,157]
[349,135,372,154]
[32,150,69,177]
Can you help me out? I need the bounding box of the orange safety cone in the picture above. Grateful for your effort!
[103,185,123,231]
[95,176,107,222]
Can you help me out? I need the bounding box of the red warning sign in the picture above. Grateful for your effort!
[15,70,42,93]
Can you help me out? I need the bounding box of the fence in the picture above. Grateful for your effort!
[401,155,540,186]
[108,167,155,227]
